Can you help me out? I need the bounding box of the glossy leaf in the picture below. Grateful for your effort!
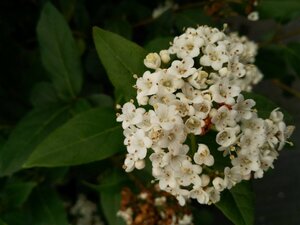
[0,106,71,176]
[37,2,83,100]
[29,187,69,225]
[215,182,255,225]
[24,108,124,167]
[0,179,36,209]
[93,27,147,101]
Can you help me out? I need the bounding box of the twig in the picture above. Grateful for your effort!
[272,79,300,99]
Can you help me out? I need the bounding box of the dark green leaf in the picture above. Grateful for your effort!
[284,42,300,77]
[0,106,71,176]
[144,36,173,52]
[1,210,31,225]
[0,179,36,209]
[104,19,132,39]
[256,45,287,79]
[30,82,60,107]
[175,9,213,30]
[87,94,114,108]
[258,0,300,21]
[215,181,254,225]
[29,187,69,225]
[37,2,83,100]
[93,27,147,101]
[242,92,293,123]
[0,218,7,225]
[24,108,124,167]
[99,169,126,225]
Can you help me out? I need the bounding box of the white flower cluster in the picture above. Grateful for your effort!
[117,25,295,206]
[70,194,104,225]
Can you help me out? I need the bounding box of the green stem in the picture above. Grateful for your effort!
[189,134,197,155]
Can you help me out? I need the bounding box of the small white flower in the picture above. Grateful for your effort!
[216,127,239,147]
[154,103,182,130]
[188,69,208,89]
[200,43,229,70]
[185,116,205,135]
[223,166,242,189]
[209,80,240,105]
[194,144,214,166]
[232,94,255,121]
[190,187,210,204]
[159,50,170,63]
[168,57,196,78]
[248,11,259,21]
[212,177,226,191]
[211,106,237,130]
[172,33,204,58]
[144,52,161,69]
[117,102,145,129]
[158,70,184,93]
[125,129,152,159]
[178,214,193,225]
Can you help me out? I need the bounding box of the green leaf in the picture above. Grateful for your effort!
[0,179,36,209]
[0,106,71,176]
[175,9,213,30]
[284,42,300,77]
[24,108,124,167]
[37,2,83,100]
[215,181,254,225]
[28,187,69,225]
[99,169,126,225]
[93,27,147,101]
[87,94,114,108]
[258,0,300,21]
[0,218,7,225]
[256,45,287,79]
[30,82,60,107]
[242,92,293,123]
[144,36,173,52]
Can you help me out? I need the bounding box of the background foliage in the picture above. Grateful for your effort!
[0,0,299,224]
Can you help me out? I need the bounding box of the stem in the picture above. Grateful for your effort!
[272,79,300,100]
[189,134,197,155]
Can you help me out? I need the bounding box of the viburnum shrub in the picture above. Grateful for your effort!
[116,25,295,206]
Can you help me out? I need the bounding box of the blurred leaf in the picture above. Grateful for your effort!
[256,45,287,79]
[93,27,147,101]
[0,106,71,176]
[215,181,254,225]
[0,218,7,225]
[1,210,31,225]
[104,19,132,39]
[175,9,213,30]
[37,2,83,100]
[87,94,114,108]
[97,169,128,192]
[0,179,36,209]
[59,0,76,21]
[144,36,173,52]
[284,42,300,77]
[258,0,300,21]
[30,82,60,107]
[99,169,126,225]
[29,187,69,225]
[24,108,124,167]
